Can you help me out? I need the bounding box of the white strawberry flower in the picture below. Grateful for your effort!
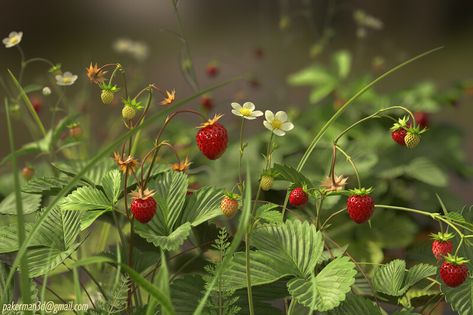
[263,110,294,136]
[3,31,23,48]
[55,72,78,86]
[231,102,263,120]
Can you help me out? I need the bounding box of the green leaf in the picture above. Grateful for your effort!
[22,177,70,195]
[443,278,473,315]
[405,158,448,187]
[221,251,291,290]
[309,82,337,104]
[287,66,333,86]
[333,50,352,79]
[35,207,81,250]
[101,169,122,204]
[255,203,282,224]
[60,186,111,211]
[147,251,174,315]
[27,244,80,278]
[180,186,224,226]
[0,225,42,253]
[373,260,436,296]
[136,222,192,251]
[0,192,41,215]
[287,256,356,311]
[171,274,205,314]
[251,220,323,277]
[327,294,383,315]
[272,164,314,189]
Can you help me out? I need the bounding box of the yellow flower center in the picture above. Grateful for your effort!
[271,119,283,129]
[239,108,252,116]
[63,77,72,83]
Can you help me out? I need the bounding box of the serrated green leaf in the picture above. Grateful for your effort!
[171,274,205,314]
[27,243,80,277]
[180,186,224,226]
[0,192,41,215]
[60,186,111,211]
[136,222,192,251]
[102,169,122,204]
[21,176,70,195]
[255,203,282,224]
[251,220,323,277]
[327,293,383,315]
[287,256,356,311]
[405,158,448,187]
[272,164,314,189]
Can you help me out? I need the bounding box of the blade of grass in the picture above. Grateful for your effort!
[72,267,84,315]
[4,98,32,310]
[193,163,253,315]
[8,69,47,137]
[2,76,241,300]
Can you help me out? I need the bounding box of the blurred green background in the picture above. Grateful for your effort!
[0,0,472,201]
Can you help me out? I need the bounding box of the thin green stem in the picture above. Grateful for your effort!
[335,145,361,188]
[238,118,246,193]
[5,99,32,310]
[245,232,255,315]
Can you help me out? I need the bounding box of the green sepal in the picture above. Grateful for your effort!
[121,97,143,110]
[390,116,410,131]
[223,191,240,201]
[348,187,373,196]
[430,232,455,241]
[99,82,120,93]
[444,254,469,265]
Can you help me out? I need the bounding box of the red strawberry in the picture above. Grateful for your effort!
[206,63,219,78]
[130,189,156,223]
[200,96,214,111]
[31,96,42,113]
[289,187,308,207]
[346,188,374,224]
[390,116,409,146]
[414,111,429,129]
[440,255,469,287]
[196,114,228,160]
[431,232,454,260]
[220,193,239,217]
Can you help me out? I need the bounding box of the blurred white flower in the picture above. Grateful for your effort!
[42,86,51,96]
[231,102,263,120]
[3,31,23,48]
[263,110,294,136]
[113,38,149,61]
[55,72,78,86]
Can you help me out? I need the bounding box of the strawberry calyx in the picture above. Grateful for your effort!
[444,254,469,265]
[223,191,239,201]
[122,97,143,110]
[390,116,410,131]
[99,82,120,93]
[130,188,155,201]
[406,125,427,135]
[430,232,455,241]
[197,114,223,129]
[348,187,373,196]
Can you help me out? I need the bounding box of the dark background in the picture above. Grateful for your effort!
[0,0,472,202]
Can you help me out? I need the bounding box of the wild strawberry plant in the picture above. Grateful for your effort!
[0,13,472,315]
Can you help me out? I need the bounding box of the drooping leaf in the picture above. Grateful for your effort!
[287,256,356,311]
[136,222,192,252]
[272,164,314,189]
[0,192,41,215]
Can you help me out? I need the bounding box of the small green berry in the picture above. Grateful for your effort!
[122,105,136,120]
[260,175,274,191]
[101,90,114,104]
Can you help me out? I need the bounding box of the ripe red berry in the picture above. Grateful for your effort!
[196,114,228,160]
[431,232,454,260]
[200,96,214,112]
[346,188,374,224]
[289,187,308,207]
[130,189,157,223]
[440,256,469,287]
[31,97,42,113]
[391,128,407,146]
[206,64,219,78]
[414,111,429,129]
[220,195,239,217]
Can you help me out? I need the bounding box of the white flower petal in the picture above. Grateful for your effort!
[244,116,257,120]
[232,109,242,117]
[263,120,273,131]
[273,129,286,136]
[281,122,294,131]
[265,110,274,122]
[243,102,255,111]
[231,102,241,110]
[275,111,288,122]
[63,72,72,77]
[251,110,263,117]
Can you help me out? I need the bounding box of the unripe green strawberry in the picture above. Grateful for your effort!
[260,175,274,191]
[122,105,136,120]
[101,89,114,104]
[404,132,420,148]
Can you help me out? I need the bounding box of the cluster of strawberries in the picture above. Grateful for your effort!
[390,112,429,148]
